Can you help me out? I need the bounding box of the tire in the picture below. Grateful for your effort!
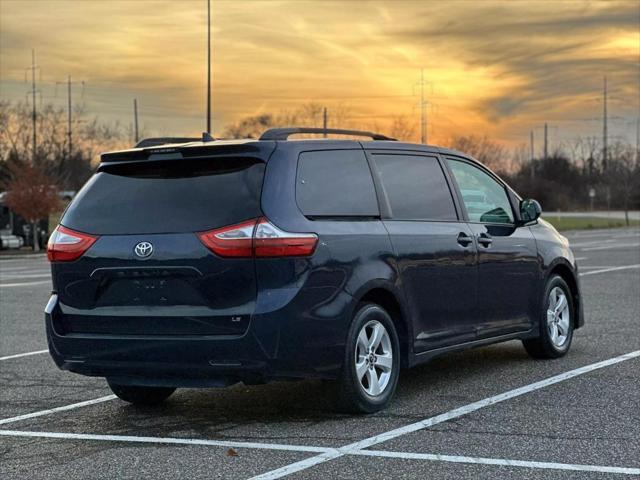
[335,303,400,413]
[523,275,575,359]
[107,381,176,405]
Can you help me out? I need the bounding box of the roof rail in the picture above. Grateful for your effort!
[259,127,396,141]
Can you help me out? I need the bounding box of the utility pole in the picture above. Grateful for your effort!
[530,130,535,180]
[603,76,608,171]
[56,76,84,160]
[636,117,640,167]
[133,98,139,143]
[323,107,327,137]
[67,77,72,153]
[418,68,428,144]
[206,0,212,133]
[544,122,548,160]
[26,49,40,162]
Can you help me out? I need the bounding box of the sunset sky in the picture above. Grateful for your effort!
[1,0,638,151]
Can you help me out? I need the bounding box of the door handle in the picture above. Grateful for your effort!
[457,232,473,247]
[478,233,493,247]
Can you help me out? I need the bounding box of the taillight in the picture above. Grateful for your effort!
[253,218,318,257]
[197,218,318,258]
[47,225,98,262]
[197,219,257,257]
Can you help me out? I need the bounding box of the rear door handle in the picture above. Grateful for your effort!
[478,233,493,247]
[457,232,473,247]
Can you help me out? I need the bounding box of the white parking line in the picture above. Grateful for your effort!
[0,395,116,426]
[0,266,45,272]
[581,242,640,251]
[0,430,331,454]
[579,265,640,276]
[570,239,616,248]
[353,450,640,476]
[0,272,51,280]
[0,349,48,361]
[249,350,640,479]
[0,429,636,476]
[0,280,51,288]
[579,265,623,269]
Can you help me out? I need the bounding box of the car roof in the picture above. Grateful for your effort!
[100,125,472,165]
[101,138,469,162]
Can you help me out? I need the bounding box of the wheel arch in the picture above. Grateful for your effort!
[546,260,582,329]
[351,281,412,368]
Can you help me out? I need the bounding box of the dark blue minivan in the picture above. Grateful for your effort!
[46,128,583,412]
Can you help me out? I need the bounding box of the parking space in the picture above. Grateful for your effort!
[1,228,639,479]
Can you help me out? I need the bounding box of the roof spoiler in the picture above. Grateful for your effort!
[135,132,215,148]
[259,127,396,141]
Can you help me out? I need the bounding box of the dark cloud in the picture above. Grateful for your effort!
[385,1,639,124]
[394,2,639,40]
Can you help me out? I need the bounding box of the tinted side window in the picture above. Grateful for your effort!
[296,150,379,217]
[446,159,514,224]
[373,154,457,220]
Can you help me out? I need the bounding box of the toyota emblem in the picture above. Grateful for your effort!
[134,241,153,258]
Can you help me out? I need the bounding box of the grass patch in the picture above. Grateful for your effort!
[543,215,640,231]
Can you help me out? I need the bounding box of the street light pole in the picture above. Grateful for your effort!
[206,0,212,133]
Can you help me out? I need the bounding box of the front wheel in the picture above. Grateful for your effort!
[523,275,575,359]
[336,303,400,413]
[108,381,176,405]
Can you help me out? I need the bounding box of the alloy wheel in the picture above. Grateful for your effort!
[354,320,393,396]
[547,286,571,348]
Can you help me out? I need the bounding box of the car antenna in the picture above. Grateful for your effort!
[202,131,215,142]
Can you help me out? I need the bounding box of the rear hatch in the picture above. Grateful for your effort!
[52,145,269,336]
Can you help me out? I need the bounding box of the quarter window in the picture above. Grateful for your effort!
[296,150,379,217]
[447,159,514,224]
[374,154,457,221]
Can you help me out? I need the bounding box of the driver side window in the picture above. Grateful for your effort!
[447,159,514,224]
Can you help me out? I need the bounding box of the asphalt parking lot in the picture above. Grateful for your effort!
[1,228,639,479]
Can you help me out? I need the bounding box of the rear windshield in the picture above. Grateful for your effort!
[62,157,265,234]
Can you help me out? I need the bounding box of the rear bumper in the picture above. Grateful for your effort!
[45,289,352,387]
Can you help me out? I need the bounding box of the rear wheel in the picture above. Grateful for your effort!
[336,303,400,413]
[523,275,574,359]
[107,381,176,405]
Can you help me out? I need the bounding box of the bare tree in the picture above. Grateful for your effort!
[0,100,135,191]
[222,103,357,139]
[447,135,507,172]
[388,115,416,142]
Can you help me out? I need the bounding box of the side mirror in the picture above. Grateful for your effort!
[520,199,542,223]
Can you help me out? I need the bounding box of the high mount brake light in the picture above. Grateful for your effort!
[197,218,318,258]
[47,226,98,262]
